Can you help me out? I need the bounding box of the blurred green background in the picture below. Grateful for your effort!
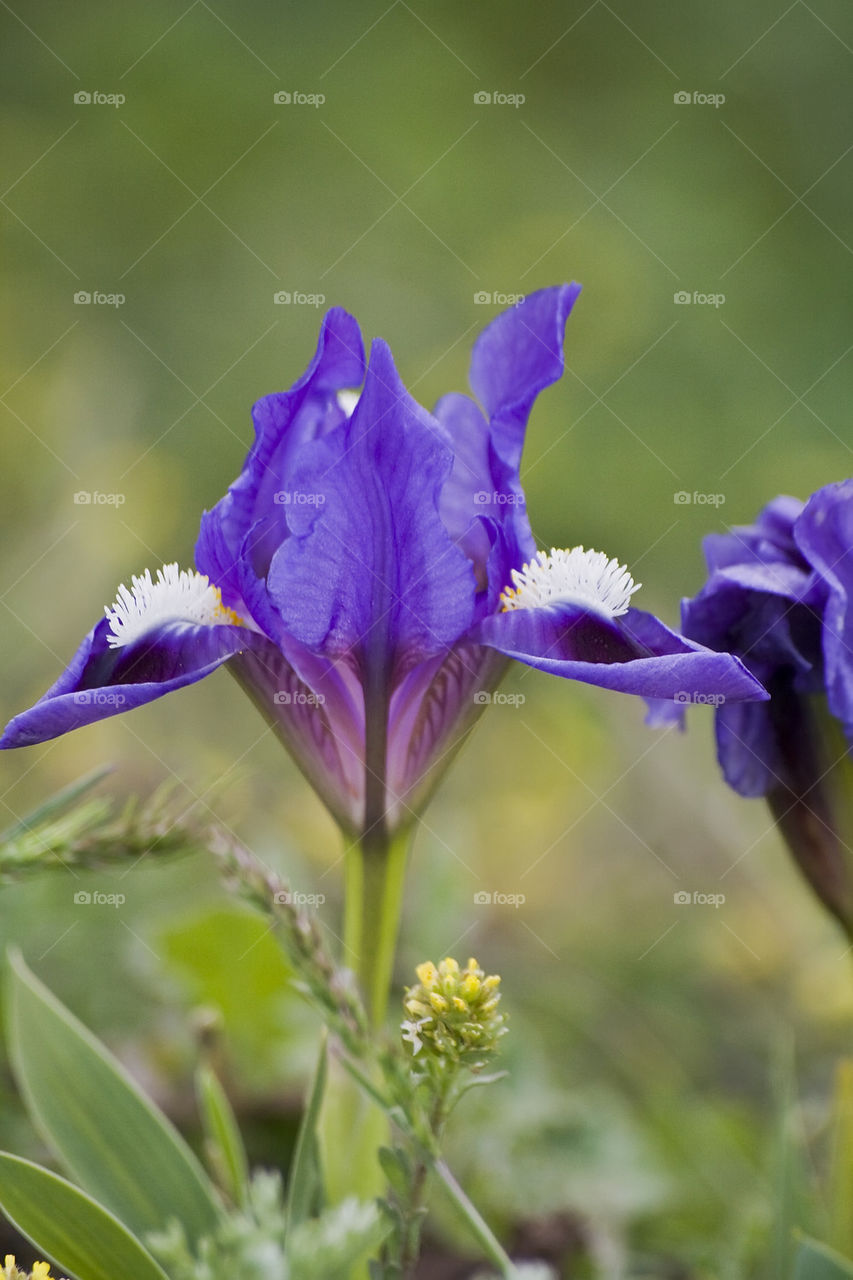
[2,1,853,1274]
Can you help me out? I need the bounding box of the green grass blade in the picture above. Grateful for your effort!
[195,1064,250,1209]
[286,1030,328,1236]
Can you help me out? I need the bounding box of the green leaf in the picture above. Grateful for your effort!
[286,1031,328,1236]
[0,1152,169,1280]
[794,1236,853,1279]
[195,1063,250,1209]
[378,1146,412,1198]
[6,949,220,1245]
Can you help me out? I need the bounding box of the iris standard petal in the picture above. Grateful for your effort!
[465,283,582,562]
[703,494,805,575]
[432,390,495,576]
[468,283,582,463]
[196,306,365,601]
[267,339,478,673]
[795,478,853,736]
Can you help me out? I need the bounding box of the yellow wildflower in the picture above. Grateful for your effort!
[401,956,507,1063]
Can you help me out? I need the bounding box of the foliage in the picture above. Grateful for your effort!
[0,954,385,1280]
[0,770,217,884]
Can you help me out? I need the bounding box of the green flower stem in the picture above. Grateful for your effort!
[320,826,411,1216]
[435,1158,520,1278]
[344,827,411,1027]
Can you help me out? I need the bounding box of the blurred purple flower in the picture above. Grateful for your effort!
[650,480,853,932]
[2,288,765,836]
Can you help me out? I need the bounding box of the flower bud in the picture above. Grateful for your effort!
[401,956,507,1062]
[765,681,853,940]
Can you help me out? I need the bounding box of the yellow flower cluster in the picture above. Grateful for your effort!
[3,1259,67,1280]
[402,956,506,1061]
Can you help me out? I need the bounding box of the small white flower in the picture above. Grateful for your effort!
[401,1016,431,1056]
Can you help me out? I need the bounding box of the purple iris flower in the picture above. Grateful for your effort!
[1,287,766,838]
[650,480,853,933]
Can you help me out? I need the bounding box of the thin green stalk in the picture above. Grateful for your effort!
[344,827,411,1027]
[435,1158,520,1278]
[397,1087,450,1278]
[321,826,412,1215]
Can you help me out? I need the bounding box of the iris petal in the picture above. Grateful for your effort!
[0,618,260,749]
[196,306,365,606]
[795,479,853,736]
[475,603,768,702]
[452,283,583,564]
[267,339,477,674]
